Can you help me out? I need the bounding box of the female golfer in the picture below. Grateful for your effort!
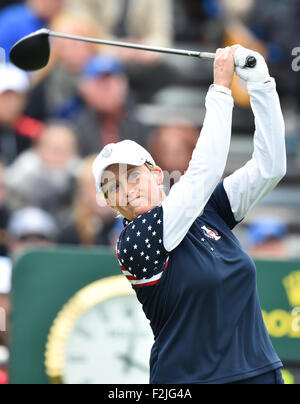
[93,45,286,384]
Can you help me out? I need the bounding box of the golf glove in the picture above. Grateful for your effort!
[234,46,271,83]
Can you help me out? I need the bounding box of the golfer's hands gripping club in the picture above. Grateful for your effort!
[234,46,271,84]
[213,45,240,89]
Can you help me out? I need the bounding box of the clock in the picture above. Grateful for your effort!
[45,275,154,384]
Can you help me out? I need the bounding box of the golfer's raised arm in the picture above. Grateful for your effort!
[162,47,236,252]
[223,48,286,222]
[224,79,286,222]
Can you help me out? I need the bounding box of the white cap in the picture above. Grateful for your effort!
[0,346,9,365]
[0,63,30,94]
[0,257,12,294]
[7,207,57,240]
[93,140,156,192]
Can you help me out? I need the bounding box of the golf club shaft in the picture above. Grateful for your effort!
[48,30,216,61]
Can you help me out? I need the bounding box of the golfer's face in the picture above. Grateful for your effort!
[101,164,163,220]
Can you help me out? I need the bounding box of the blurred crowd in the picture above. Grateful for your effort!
[0,0,300,383]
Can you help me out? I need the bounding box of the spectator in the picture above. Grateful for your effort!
[71,55,150,156]
[245,0,300,105]
[0,160,10,381]
[0,368,8,385]
[67,0,179,103]
[6,206,57,258]
[25,11,102,121]
[221,0,255,21]
[0,205,57,384]
[68,0,173,47]
[0,161,10,256]
[58,155,116,247]
[0,64,43,165]
[147,121,199,189]
[0,1,23,12]
[108,217,126,251]
[219,0,267,109]
[5,122,80,215]
[0,0,65,60]
[0,335,9,384]
[0,256,11,293]
[0,255,10,363]
[0,350,8,384]
[245,217,291,259]
[173,0,222,44]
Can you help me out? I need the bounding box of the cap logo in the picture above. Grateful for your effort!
[102,147,113,158]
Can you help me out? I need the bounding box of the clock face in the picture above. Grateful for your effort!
[63,294,154,384]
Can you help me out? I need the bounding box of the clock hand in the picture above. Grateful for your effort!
[116,353,148,373]
[122,307,141,372]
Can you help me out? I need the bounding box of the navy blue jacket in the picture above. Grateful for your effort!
[117,182,282,384]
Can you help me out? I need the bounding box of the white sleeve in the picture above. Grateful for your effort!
[162,87,234,252]
[223,78,286,222]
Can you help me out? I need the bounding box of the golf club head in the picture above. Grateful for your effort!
[10,28,51,71]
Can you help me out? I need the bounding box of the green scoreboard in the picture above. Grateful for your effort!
[8,248,300,384]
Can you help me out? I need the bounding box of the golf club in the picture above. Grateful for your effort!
[10,28,257,72]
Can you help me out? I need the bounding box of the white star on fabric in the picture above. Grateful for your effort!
[118,207,168,284]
